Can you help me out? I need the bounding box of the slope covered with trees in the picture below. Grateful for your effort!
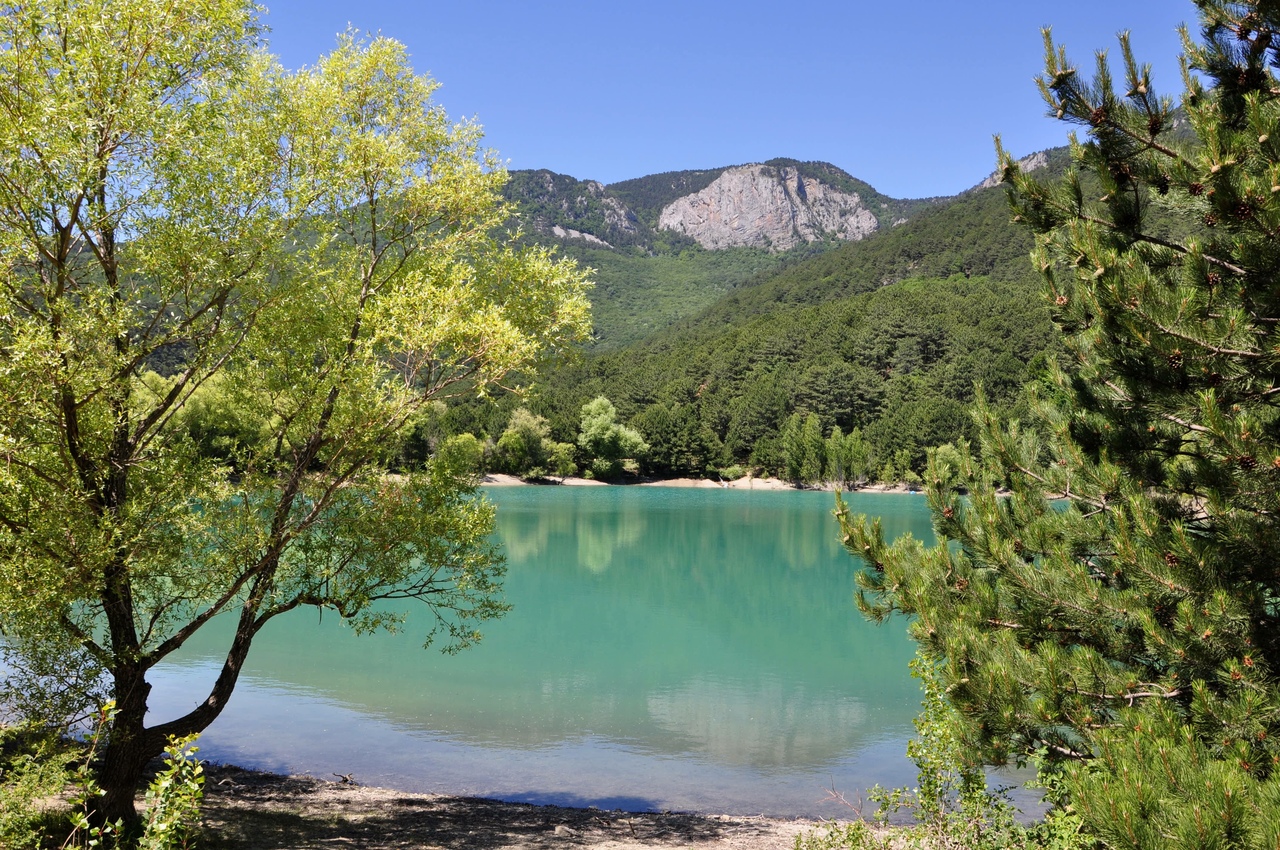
[502,159,951,351]
[462,164,1068,483]
[526,272,1058,481]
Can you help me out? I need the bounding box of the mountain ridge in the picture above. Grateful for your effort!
[500,150,1057,348]
[503,156,976,255]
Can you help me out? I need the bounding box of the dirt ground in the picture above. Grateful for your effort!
[199,766,843,850]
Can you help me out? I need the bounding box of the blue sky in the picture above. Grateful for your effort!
[259,2,1194,198]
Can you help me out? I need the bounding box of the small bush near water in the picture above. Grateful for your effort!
[1,704,204,850]
[795,652,1091,850]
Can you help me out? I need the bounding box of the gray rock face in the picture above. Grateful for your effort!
[550,224,612,247]
[583,180,640,237]
[657,164,879,251]
[974,151,1049,191]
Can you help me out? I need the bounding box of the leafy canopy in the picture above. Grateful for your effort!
[0,0,590,825]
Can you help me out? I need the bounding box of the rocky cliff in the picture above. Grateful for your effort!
[656,164,880,251]
[505,160,938,254]
[503,169,648,250]
[972,150,1050,191]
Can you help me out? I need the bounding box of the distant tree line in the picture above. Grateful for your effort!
[364,273,1059,487]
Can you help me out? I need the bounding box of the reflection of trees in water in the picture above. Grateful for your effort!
[576,502,646,573]
[494,504,566,563]
[494,496,648,572]
[170,491,923,759]
[646,675,869,768]
[491,491,923,685]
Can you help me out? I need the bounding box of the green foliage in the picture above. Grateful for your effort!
[0,1,590,827]
[546,440,578,480]
[578,396,648,480]
[494,408,553,477]
[170,372,276,469]
[396,401,449,470]
[0,726,72,848]
[435,433,486,480]
[782,412,826,485]
[535,274,1057,480]
[633,401,716,477]
[793,650,1090,850]
[136,736,204,850]
[63,708,205,850]
[491,408,578,480]
[0,705,205,850]
[824,427,873,488]
[564,245,789,350]
[840,4,1280,847]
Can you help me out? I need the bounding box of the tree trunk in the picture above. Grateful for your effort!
[95,668,158,828]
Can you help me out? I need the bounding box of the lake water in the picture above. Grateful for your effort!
[148,486,935,817]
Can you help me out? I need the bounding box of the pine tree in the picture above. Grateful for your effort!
[839,3,1280,847]
[799,413,827,485]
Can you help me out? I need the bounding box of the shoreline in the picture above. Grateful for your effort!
[480,472,921,494]
[199,763,857,849]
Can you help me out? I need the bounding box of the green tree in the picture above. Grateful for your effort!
[546,440,578,480]
[840,5,1280,847]
[170,372,276,470]
[633,401,714,477]
[0,2,590,828]
[782,411,826,485]
[824,426,849,486]
[799,414,826,484]
[395,401,449,470]
[494,407,553,477]
[781,412,806,483]
[844,427,873,486]
[578,395,648,479]
[435,433,486,480]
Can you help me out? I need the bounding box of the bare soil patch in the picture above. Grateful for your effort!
[200,766,836,850]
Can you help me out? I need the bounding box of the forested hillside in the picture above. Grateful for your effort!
[444,154,1068,484]
[523,273,1058,481]
[502,158,947,349]
[692,148,1069,322]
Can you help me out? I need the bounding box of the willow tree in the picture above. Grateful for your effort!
[0,0,590,824]
[841,2,1280,847]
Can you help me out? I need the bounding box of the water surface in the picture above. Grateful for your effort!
[149,486,932,817]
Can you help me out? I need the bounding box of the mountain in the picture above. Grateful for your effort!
[446,146,1074,481]
[501,158,959,349]
[503,158,936,256]
[498,152,1057,351]
[656,163,881,251]
[502,170,662,252]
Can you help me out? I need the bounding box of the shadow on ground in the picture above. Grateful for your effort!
[200,765,799,849]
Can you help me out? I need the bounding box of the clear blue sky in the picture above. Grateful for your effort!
[259,1,1194,198]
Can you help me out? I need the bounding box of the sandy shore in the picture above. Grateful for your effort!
[199,765,853,849]
[481,473,919,494]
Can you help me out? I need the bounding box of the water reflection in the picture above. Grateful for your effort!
[647,675,870,768]
[151,487,933,815]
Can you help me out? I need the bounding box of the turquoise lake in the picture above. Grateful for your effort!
[147,486,936,817]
